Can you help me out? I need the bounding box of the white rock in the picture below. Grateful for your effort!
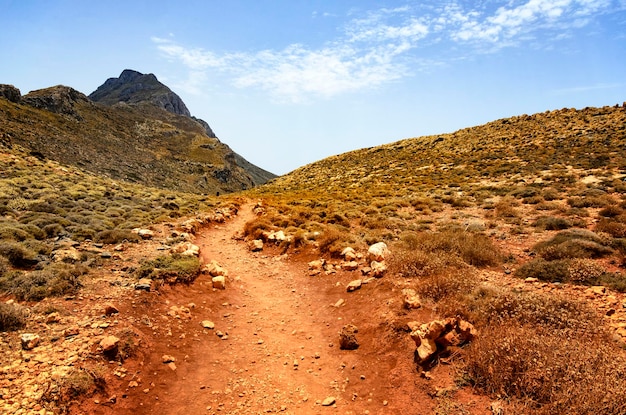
[367,242,390,262]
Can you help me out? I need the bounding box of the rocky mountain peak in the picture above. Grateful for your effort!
[89,69,191,117]
[89,69,216,138]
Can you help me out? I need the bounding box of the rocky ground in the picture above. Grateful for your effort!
[2,202,626,414]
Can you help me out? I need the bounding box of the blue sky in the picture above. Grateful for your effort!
[1,1,626,175]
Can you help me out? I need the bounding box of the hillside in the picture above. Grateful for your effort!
[0,71,276,195]
[2,102,626,414]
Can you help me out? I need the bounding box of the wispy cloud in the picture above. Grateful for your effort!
[153,1,624,102]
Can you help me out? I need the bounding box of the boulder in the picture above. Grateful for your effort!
[133,228,155,240]
[104,304,119,316]
[201,320,215,329]
[339,324,359,350]
[100,336,120,353]
[367,242,390,262]
[410,318,477,364]
[20,333,40,350]
[346,279,362,292]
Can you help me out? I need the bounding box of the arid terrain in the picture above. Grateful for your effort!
[2,89,626,414]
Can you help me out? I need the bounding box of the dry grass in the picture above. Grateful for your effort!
[463,325,626,415]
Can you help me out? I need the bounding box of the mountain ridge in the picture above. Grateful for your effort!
[0,71,276,194]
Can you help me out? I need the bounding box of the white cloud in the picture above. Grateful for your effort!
[153,1,624,102]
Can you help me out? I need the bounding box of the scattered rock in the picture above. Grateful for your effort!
[201,320,215,329]
[20,333,40,350]
[322,396,336,406]
[135,278,153,291]
[250,239,264,252]
[346,279,362,292]
[339,324,359,350]
[371,260,387,278]
[53,247,81,263]
[410,318,477,364]
[402,288,421,309]
[308,259,326,270]
[205,260,228,277]
[162,354,176,363]
[171,241,200,257]
[341,247,357,261]
[100,336,120,353]
[212,276,226,289]
[104,304,119,316]
[342,261,359,271]
[367,242,390,262]
[334,299,345,308]
[134,228,155,240]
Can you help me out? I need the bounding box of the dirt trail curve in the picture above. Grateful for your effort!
[78,203,483,415]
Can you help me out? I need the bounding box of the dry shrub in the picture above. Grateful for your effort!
[568,258,605,283]
[533,216,572,230]
[596,218,626,238]
[0,263,86,301]
[243,217,274,240]
[460,285,598,332]
[408,230,502,268]
[94,229,141,244]
[416,270,477,303]
[463,324,626,414]
[318,226,354,257]
[0,241,38,267]
[515,258,570,282]
[388,249,461,278]
[0,302,27,331]
[494,197,519,218]
[136,255,201,284]
[534,229,613,260]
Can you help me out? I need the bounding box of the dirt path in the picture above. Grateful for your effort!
[73,204,489,415]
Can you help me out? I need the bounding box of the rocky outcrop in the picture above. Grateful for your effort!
[22,86,91,120]
[0,84,21,103]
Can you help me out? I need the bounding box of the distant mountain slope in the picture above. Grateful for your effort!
[0,77,276,194]
[258,104,626,196]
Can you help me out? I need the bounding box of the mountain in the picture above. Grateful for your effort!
[0,71,276,194]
